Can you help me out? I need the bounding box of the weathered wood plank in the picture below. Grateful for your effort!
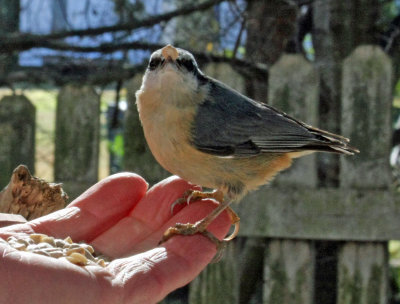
[337,242,388,304]
[235,187,399,241]
[54,85,100,200]
[0,95,35,189]
[338,46,392,304]
[263,239,315,304]
[340,45,392,189]
[268,54,319,187]
[189,242,239,304]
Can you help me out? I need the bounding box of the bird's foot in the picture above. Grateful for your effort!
[162,190,241,262]
[170,189,224,213]
[159,221,228,263]
[170,189,240,241]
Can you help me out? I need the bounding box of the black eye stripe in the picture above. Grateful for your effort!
[148,57,161,70]
[177,58,195,71]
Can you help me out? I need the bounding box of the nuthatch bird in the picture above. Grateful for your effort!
[136,45,358,251]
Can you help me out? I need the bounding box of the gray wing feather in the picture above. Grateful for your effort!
[191,78,356,157]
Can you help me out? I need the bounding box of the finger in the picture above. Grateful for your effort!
[130,175,201,223]
[128,199,230,255]
[1,173,148,242]
[91,176,200,256]
[108,207,231,303]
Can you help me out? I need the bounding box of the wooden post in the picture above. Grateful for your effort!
[260,53,318,304]
[0,95,35,189]
[124,74,169,185]
[54,84,100,201]
[269,54,319,187]
[189,243,239,304]
[337,45,392,304]
[264,240,315,304]
[337,242,388,304]
[340,45,392,189]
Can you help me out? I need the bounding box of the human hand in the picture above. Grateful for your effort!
[0,173,231,304]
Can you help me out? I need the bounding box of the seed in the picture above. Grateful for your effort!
[32,249,51,257]
[54,239,66,248]
[41,236,55,246]
[81,244,94,254]
[10,242,26,251]
[66,247,86,256]
[97,259,106,267]
[64,236,73,244]
[68,243,81,249]
[84,249,96,261]
[48,250,64,258]
[35,243,53,250]
[7,236,17,242]
[29,234,46,244]
[66,252,88,266]
[16,238,30,246]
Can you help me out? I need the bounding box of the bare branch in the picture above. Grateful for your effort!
[0,0,229,53]
[0,52,267,87]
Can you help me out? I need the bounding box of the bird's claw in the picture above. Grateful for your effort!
[164,189,241,261]
[170,189,225,215]
[170,190,197,214]
[158,221,228,263]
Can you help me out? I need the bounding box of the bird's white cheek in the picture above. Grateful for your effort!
[140,72,162,92]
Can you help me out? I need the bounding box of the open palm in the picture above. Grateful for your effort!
[0,173,230,304]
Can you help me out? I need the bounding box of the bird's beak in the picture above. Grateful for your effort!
[161,44,179,64]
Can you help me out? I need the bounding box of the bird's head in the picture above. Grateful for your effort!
[140,45,208,96]
[149,45,198,75]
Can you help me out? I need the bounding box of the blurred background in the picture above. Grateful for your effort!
[1,0,400,303]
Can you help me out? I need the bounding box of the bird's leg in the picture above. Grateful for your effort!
[170,189,240,241]
[161,191,240,262]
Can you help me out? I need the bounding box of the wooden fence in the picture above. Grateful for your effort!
[0,45,397,303]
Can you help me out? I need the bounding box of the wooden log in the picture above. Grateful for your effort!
[337,242,388,304]
[0,95,35,189]
[54,84,100,200]
[263,239,314,304]
[124,74,169,185]
[268,54,319,187]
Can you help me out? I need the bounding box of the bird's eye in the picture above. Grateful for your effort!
[177,58,195,72]
[148,57,161,70]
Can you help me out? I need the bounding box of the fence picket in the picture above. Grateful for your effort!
[54,84,100,200]
[0,95,35,188]
[337,45,393,304]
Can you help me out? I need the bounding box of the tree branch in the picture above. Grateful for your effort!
[0,53,267,87]
[0,0,229,53]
